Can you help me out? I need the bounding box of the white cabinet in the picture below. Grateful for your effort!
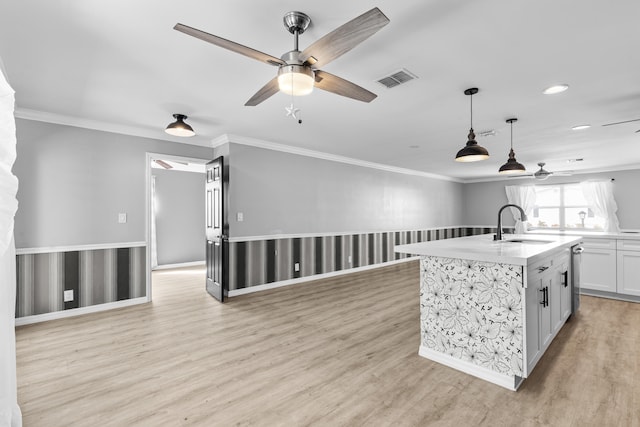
[617,240,640,296]
[560,263,572,320]
[553,250,571,333]
[581,239,617,292]
[525,249,570,375]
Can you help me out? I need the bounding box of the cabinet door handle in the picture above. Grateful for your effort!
[562,271,568,288]
[545,286,549,307]
[538,266,549,273]
[540,288,546,305]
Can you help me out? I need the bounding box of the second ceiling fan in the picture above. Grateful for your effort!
[511,162,573,180]
[174,8,390,106]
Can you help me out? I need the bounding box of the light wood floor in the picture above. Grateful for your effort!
[16,261,640,426]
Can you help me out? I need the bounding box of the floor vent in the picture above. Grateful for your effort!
[376,68,418,89]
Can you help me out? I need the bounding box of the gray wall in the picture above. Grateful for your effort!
[153,168,205,265]
[226,143,465,238]
[461,169,640,229]
[13,119,213,248]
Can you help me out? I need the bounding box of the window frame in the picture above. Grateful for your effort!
[528,183,602,231]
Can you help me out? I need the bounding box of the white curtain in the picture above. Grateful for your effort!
[581,180,620,233]
[0,63,22,426]
[505,185,536,234]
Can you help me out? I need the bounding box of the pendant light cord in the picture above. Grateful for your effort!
[510,121,513,149]
[469,93,473,130]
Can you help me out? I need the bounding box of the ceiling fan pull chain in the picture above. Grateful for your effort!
[284,72,302,124]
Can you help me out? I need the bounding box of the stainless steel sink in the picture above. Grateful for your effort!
[502,238,554,245]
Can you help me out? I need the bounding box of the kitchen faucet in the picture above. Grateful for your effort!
[495,204,527,241]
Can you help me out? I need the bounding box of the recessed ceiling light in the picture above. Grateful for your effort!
[543,84,569,95]
[571,125,591,130]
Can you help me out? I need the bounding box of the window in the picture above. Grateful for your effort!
[528,183,606,231]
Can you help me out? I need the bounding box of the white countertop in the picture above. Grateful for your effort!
[394,233,582,266]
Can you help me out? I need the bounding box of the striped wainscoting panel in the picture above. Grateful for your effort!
[228,226,499,291]
[16,246,146,318]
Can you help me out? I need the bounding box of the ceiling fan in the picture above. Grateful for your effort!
[153,159,188,170]
[602,118,640,133]
[174,8,390,106]
[510,162,573,180]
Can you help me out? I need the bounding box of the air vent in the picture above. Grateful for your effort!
[477,130,496,137]
[376,68,418,89]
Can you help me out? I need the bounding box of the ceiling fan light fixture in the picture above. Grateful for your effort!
[277,65,314,96]
[165,114,195,137]
[499,118,526,174]
[455,88,490,162]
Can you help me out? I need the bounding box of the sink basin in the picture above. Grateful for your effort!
[502,239,554,245]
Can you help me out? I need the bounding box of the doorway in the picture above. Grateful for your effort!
[145,153,210,303]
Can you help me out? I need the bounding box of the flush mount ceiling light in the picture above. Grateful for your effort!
[455,88,490,162]
[165,114,195,137]
[571,124,591,130]
[543,84,569,95]
[499,118,526,174]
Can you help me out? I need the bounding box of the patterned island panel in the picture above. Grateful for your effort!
[420,256,525,377]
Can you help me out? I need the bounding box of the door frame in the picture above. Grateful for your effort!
[145,152,211,303]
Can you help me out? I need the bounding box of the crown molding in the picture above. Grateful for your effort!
[14,108,212,148]
[462,163,640,184]
[211,133,463,183]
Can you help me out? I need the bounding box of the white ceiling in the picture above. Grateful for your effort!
[1,0,639,181]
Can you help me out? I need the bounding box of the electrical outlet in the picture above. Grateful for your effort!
[64,289,74,302]
[294,262,300,272]
[348,255,352,264]
[118,213,127,223]
[236,212,244,222]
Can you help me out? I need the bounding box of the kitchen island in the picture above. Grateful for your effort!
[395,233,582,390]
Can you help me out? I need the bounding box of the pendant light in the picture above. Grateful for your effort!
[165,114,195,137]
[498,118,526,174]
[455,88,490,162]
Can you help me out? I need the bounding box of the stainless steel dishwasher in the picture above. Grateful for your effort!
[571,243,584,313]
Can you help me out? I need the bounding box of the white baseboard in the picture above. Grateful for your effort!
[153,260,205,270]
[418,346,522,391]
[15,297,150,326]
[228,256,419,297]
[580,289,640,303]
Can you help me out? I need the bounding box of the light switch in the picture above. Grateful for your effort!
[118,213,127,223]
[64,290,74,302]
[236,212,244,222]
[294,263,300,272]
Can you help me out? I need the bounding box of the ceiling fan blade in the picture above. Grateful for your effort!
[601,118,640,127]
[299,8,390,68]
[553,171,573,176]
[174,23,286,67]
[154,160,173,170]
[314,70,377,103]
[245,77,280,106]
